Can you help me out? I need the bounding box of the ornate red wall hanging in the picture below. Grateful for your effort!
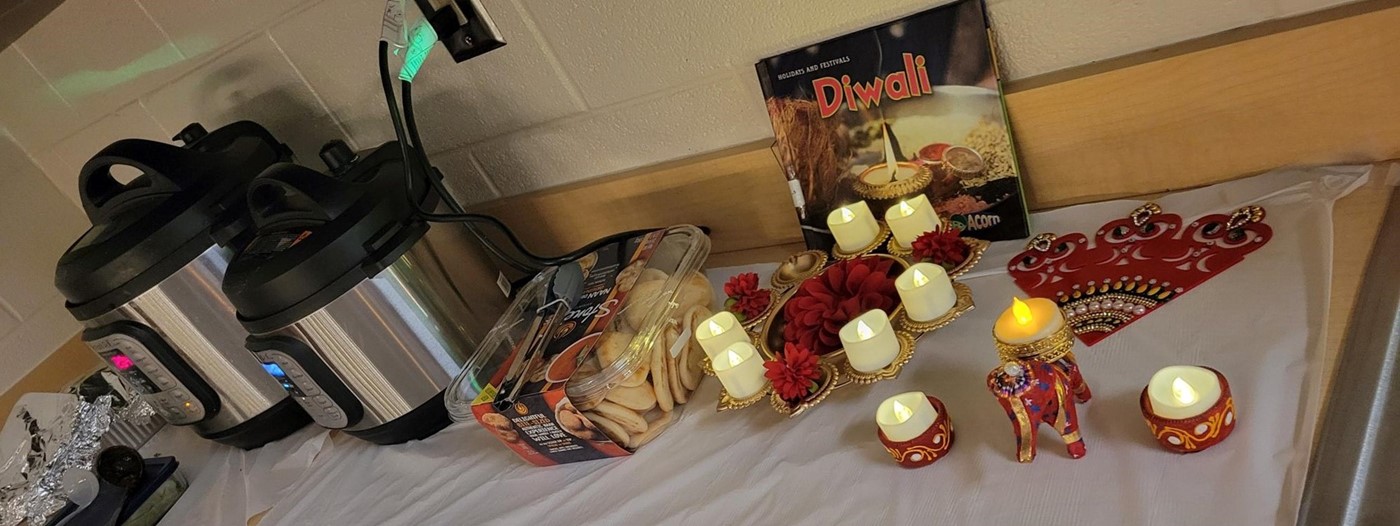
[1007,203,1272,346]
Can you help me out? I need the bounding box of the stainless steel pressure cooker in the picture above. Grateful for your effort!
[222,141,475,445]
[54,121,312,449]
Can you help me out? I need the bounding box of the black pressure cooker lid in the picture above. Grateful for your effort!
[222,141,437,334]
[55,122,292,321]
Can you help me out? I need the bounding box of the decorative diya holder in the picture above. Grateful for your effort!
[986,299,1093,463]
[896,282,975,334]
[878,395,954,468]
[770,250,828,291]
[993,323,1093,404]
[706,253,977,417]
[831,225,989,283]
[852,161,934,203]
[1139,367,1237,453]
[721,272,781,331]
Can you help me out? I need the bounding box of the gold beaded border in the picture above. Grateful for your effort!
[852,162,934,200]
[769,362,841,418]
[717,383,772,412]
[995,322,1075,363]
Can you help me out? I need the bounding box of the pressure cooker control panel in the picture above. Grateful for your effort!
[255,351,349,428]
[84,322,220,426]
[247,335,363,430]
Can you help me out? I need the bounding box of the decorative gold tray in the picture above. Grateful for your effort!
[884,237,989,280]
[755,254,910,366]
[770,250,828,291]
[896,282,976,334]
[708,252,975,417]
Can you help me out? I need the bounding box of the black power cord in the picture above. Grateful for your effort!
[379,40,538,273]
[377,40,663,272]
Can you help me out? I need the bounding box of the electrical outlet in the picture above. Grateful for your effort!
[414,0,505,62]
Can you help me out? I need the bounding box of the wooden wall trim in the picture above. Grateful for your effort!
[1007,5,1400,209]
[1004,0,1400,93]
[474,5,1400,261]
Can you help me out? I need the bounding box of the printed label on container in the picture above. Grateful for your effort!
[475,230,669,465]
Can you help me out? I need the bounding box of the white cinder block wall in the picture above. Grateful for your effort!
[0,0,1357,390]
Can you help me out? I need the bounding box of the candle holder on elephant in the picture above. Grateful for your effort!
[994,323,1092,404]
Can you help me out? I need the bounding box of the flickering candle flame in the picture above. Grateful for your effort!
[1147,365,1224,421]
[897,263,955,322]
[891,400,913,424]
[911,268,929,287]
[995,297,1065,345]
[722,348,743,368]
[884,194,941,248]
[827,201,880,252]
[897,200,915,218]
[877,392,939,444]
[713,342,767,399]
[882,123,898,181]
[696,311,748,360]
[1011,297,1032,326]
[841,310,898,373]
[1171,377,1199,405]
[856,320,874,340]
[838,206,855,223]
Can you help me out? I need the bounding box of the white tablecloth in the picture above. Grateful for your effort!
[145,166,1371,526]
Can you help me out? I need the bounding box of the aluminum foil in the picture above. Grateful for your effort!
[0,395,114,526]
[119,397,156,421]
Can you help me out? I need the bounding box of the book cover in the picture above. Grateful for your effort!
[756,0,1030,250]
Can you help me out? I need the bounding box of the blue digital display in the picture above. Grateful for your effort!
[261,361,306,396]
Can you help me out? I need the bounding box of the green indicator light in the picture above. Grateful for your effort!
[399,22,437,81]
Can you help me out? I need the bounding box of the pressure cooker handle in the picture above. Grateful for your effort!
[77,139,205,221]
[245,163,359,230]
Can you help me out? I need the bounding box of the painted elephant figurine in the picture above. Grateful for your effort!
[987,359,1087,463]
[1052,354,1092,404]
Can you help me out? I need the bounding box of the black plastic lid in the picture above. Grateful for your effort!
[55,121,292,321]
[222,141,438,334]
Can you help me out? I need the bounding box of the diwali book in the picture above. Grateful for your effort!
[755,0,1030,250]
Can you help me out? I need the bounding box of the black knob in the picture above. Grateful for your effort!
[319,140,358,175]
[173,123,207,145]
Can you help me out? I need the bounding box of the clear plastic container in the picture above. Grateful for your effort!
[446,225,713,461]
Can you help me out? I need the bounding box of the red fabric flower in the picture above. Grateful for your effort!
[724,272,761,298]
[764,343,822,402]
[781,257,899,355]
[724,272,772,321]
[727,291,771,321]
[912,227,970,269]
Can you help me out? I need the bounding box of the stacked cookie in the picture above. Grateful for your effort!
[562,270,714,449]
